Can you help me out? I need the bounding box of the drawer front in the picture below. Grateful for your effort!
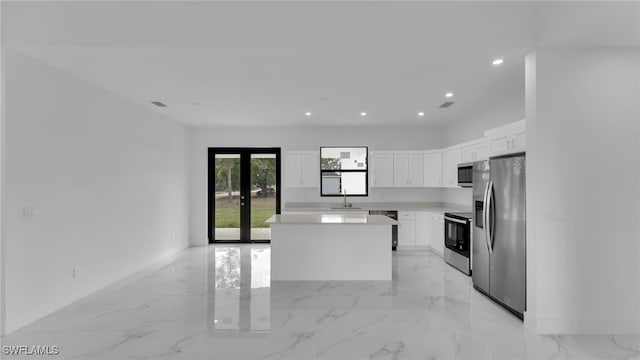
[398,211,416,220]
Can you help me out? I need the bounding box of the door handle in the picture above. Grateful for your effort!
[486,180,494,254]
[483,180,492,254]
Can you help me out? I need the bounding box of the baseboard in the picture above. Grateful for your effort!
[396,245,430,251]
[427,246,444,258]
[190,237,208,246]
[524,313,640,334]
[4,245,188,335]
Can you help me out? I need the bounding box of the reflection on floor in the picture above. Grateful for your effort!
[1,245,638,359]
[214,228,271,241]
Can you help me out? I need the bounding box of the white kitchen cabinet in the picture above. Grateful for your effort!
[485,119,526,157]
[441,147,462,188]
[394,153,424,187]
[408,154,424,187]
[461,139,489,163]
[398,211,416,247]
[415,211,429,246]
[398,211,430,249]
[423,151,442,187]
[428,212,445,256]
[285,151,319,188]
[371,153,395,187]
[300,153,319,187]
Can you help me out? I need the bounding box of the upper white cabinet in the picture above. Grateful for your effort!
[285,151,319,188]
[366,119,524,190]
[394,153,424,187]
[461,139,489,163]
[485,119,526,157]
[441,147,462,188]
[370,152,395,188]
[423,151,442,187]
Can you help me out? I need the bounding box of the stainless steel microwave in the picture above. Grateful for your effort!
[457,163,473,187]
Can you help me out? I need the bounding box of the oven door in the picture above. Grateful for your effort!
[444,217,470,257]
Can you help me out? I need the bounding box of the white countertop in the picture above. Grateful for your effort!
[282,202,471,214]
[265,214,398,225]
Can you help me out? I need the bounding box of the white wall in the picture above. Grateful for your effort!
[3,50,190,333]
[189,125,445,245]
[525,49,640,333]
[440,95,525,147]
[439,95,526,208]
[0,2,5,336]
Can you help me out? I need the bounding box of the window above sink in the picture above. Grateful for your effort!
[320,146,368,197]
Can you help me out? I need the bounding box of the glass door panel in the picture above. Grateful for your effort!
[250,153,277,241]
[209,148,281,243]
[214,154,241,241]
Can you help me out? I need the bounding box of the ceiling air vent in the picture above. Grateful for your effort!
[151,101,167,107]
[439,101,455,108]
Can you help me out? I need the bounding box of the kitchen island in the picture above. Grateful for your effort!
[265,214,397,281]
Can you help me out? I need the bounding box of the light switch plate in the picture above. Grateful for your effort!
[23,207,37,219]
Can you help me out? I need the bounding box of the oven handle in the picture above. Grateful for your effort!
[444,216,467,225]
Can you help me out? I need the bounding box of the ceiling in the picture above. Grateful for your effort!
[4,1,638,127]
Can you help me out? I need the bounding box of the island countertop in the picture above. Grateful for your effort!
[265,214,398,225]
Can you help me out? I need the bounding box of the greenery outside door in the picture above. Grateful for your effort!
[208,148,281,243]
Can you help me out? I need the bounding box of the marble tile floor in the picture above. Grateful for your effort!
[1,245,639,359]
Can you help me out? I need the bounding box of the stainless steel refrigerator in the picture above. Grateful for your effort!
[472,153,526,318]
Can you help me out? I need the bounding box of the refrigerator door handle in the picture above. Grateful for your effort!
[486,180,494,254]
[483,180,492,254]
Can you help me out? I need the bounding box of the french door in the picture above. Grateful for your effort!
[208,148,281,243]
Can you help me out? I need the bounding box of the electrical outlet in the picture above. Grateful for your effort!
[23,207,38,219]
[171,234,176,242]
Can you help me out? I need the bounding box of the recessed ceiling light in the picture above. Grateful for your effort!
[445,92,454,98]
[418,112,425,117]
[360,112,367,116]
[305,112,312,116]
[492,58,504,66]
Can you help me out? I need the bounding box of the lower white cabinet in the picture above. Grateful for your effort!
[427,212,445,255]
[415,212,429,246]
[398,211,429,248]
[398,211,416,247]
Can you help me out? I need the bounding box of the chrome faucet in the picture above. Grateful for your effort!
[343,190,352,208]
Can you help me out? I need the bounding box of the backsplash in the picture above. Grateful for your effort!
[284,187,443,204]
[441,188,473,208]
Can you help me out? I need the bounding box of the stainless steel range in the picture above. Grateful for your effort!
[444,212,473,275]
